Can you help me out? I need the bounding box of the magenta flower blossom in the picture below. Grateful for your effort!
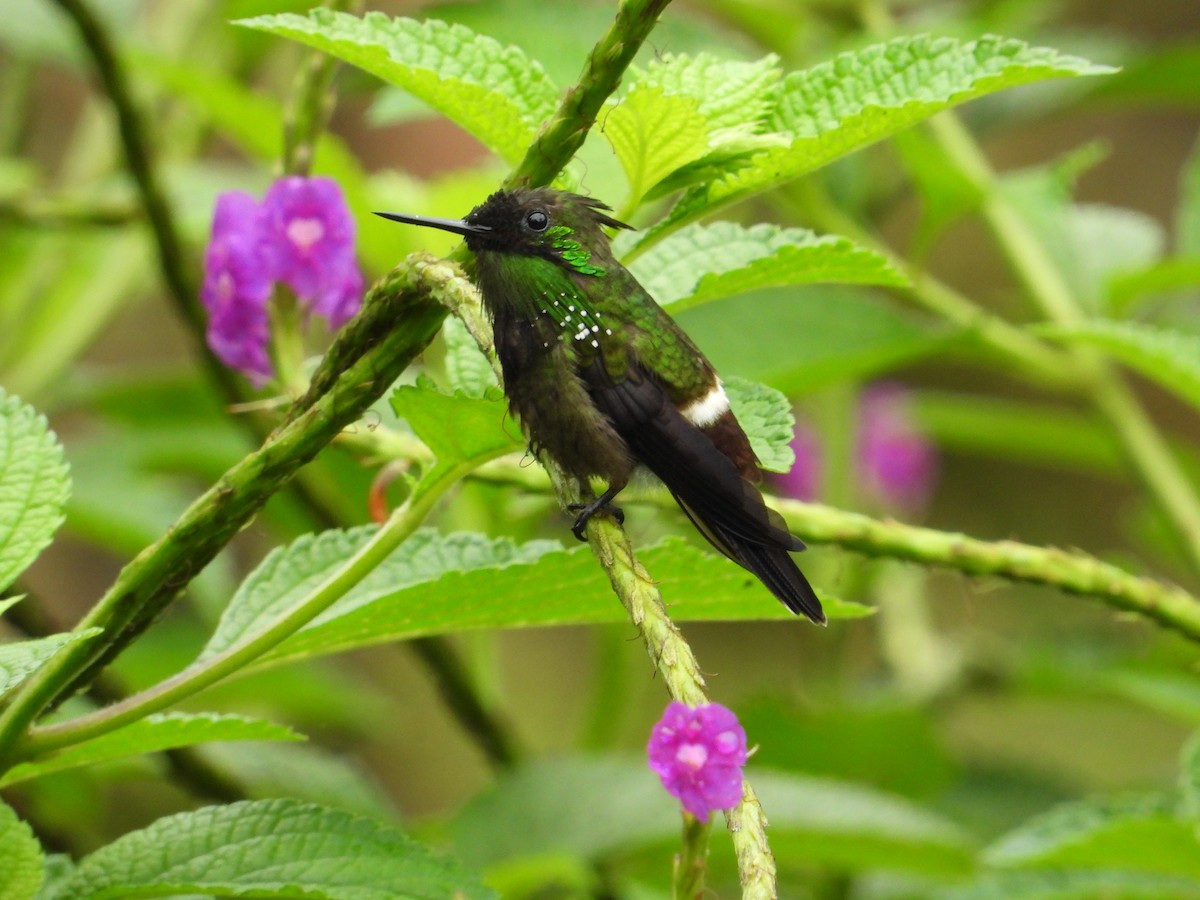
[858,383,938,512]
[201,192,274,384]
[774,420,822,502]
[773,382,937,513]
[200,177,364,383]
[260,177,363,329]
[648,702,747,822]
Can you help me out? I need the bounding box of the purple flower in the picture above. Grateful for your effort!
[201,192,274,385]
[261,177,363,329]
[858,383,937,512]
[200,178,365,384]
[773,383,937,513]
[648,702,747,822]
[774,421,822,502]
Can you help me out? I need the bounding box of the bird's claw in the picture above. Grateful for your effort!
[568,500,624,541]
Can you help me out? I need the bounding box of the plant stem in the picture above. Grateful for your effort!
[445,266,781,899]
[49,0,240,403]
[504,0,673,190]
[790,178,1079,391]
[0,265,448,769]
[928,112,1200,575]
[462,455,1200,642]
[673,813,712,899]
[22,458,468,757]
[775,496,1200,640]
[280,0,360,177]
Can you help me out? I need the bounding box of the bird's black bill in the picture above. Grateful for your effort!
[374,211,491,237]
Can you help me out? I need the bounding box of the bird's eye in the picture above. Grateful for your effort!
[525,209,549,231]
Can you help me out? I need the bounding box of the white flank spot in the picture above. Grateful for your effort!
[680,380,729,427]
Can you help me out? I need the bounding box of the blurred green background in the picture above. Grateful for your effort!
[3,0,1200,896]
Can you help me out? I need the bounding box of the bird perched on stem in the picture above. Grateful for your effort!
[378,187,824,624]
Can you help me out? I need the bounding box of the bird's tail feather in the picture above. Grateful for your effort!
[675,495,825,624]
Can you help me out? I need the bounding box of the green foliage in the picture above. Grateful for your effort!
[42,799,493,900]
[756,770,977,874]
[237,10,558,165]
[454,757,974,876]
[201,527,868,672]
[0,628,102,697]
[441,316,499,397]
[1036,320,1200,415]
[390,381,524,475]
[725,376,795,473]
[0,713,303,787]
[983,793,1200,879]
[0,798,42,900]
[628,34,1113,253]
[627,221,906,312]
[679,286,950,394]
[9,1,1200,898]
[0,389,69,592]
[603,87,710,208]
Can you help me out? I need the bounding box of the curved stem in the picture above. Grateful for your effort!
[929,112,1200,574]
[21,461,466,757]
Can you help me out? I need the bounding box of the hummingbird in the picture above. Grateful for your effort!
[377,187,824,624]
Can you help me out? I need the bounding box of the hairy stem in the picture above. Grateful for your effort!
[462,456,1200,641]
[443,262,780,900]
[504,0,673,190]
[776,497,1200,640]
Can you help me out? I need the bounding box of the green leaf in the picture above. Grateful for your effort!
[453,758,973,876]
[998,162,1165,313]
[756,770,977,875]
[389,384,523,472]
[1107,257,1200,313]
[237,11,558,165]
[676,286,950,395]
[603,87,710,206]
[936,869,1200,900]
[984,792,1200,879]
[203,529,866,670]
[725,377,794,474]
[1034,320,1200,415]
[0,799,42,900]
[1091,42,1200,108]
[0,629,101,697]
[200,528,560,661]
[0,713,303,788]
[45,799,493,900]
[198,741,400,821]
[892,127,983,257]
[454,756,675,866]
[441,317,498,399]
[0,232,148,398]
[626,221,906,312]
[630,52,781,132]
[0,390,69,592]
[630,34,1113,253]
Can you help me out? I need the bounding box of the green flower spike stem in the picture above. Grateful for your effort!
[674,812,713,899]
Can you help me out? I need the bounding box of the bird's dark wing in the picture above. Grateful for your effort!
[583,361,824,623]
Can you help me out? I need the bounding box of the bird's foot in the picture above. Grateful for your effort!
[568,487,624,541]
